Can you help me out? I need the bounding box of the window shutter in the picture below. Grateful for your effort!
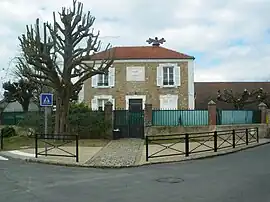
[91,98,98,110]
[91,75,98,87]
[78,83,84,103]
[159,96,164,109]
[109,67,115,87]
[170,95,178,109]
[156,65,163,87]
[109,98,115,110]
[125,98,129,110]
[174,66,181,87]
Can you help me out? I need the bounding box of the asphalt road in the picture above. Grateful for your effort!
[1,144,270,202]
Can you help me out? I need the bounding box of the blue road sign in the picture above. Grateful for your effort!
[40,93,53,107]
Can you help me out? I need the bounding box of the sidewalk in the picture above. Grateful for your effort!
[3,146,103,164]
[1,138,269,168]
[140,139,270,164]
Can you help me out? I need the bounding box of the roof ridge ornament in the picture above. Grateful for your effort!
[146,37,166,47]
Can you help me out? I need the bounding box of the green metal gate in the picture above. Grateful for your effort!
[113,110,144,138]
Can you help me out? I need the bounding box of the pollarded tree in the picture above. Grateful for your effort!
[14,56,49,106]
[15,56,79,105]
[217,88,267,109]
[18,0,114,134]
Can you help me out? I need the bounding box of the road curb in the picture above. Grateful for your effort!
[24,140,270,169]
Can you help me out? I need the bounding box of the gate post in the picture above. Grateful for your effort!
[208,100,217,125]
[144,103,152,137]
[104,101,113,139]
[258,102,267,124]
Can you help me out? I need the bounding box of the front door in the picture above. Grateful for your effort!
[128,99,144,138]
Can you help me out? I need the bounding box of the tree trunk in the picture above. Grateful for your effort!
[60,96,70,134]
[54,88,71,135]
[21,100,30,112]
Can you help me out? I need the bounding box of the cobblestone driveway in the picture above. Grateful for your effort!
[86,139,144,167]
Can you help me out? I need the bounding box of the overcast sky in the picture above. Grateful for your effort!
[0,0,270,96]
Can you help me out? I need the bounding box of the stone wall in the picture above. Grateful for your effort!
[147,124,267,140]
[143,101,270,140]
[103,100,270,140]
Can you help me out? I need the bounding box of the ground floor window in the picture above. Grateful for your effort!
[97,99,109,110]
[91,95,114,110]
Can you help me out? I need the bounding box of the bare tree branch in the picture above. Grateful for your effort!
[73,59,113,88]
[17,0,114,134]
[217,88,269,109]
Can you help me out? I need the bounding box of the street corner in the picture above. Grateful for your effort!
[0,150,35,160]
[0,155,8,161]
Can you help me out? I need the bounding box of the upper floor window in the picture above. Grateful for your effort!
[157,63,181,87]
[163,66,174,86]
[91,66,115,88]
[97,73,109,86]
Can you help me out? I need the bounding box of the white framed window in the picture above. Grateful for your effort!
[97,73,109,87]
[91,66,115,88]
[97,98,109,110]
[91,95,115,110]
[163,66,174,86]
[159,94,178,109]
[157,63,181,87]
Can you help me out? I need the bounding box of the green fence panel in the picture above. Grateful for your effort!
[1,112,26,125]
[152,110,209,126]
[220,110,254,125]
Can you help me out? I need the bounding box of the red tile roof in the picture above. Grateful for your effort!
[91,46,195,60]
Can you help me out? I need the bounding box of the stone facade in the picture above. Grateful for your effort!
[84,61,190,109]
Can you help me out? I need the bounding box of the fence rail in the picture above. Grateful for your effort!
[0,108,261,127]
[0,132,3,150]
[35,133,79,162]
[145,127,259,161]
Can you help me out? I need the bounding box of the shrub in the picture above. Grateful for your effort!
[18,111,53,134]
[69,103,111,139]
[18,103,110,139]
[1,126,17,138]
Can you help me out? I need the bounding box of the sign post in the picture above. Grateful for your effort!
[39,93,53,156]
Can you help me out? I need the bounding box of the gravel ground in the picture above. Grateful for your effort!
[86,139,144,167]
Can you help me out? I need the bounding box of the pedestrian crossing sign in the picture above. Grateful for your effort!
[40,93,53,107]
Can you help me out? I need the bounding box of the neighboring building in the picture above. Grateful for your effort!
[195,82,270,110]
[0,100,39,112]
[83,38,195,110]
[78,85,84,103]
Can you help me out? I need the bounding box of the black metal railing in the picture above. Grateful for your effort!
[35,134,79,162]
[0,132,3,150]
[145,127,259,161]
